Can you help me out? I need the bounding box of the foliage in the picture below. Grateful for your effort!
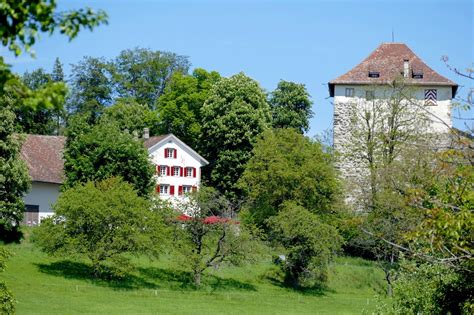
[32,177,166,278]
[169,187,262,286]
[0,247,15,314]
[67,56,113,123]
[156,68,221,147]
[101,98,159,136]
[0,107,30,242]
[0,0,107,56]
[14,67,66,134]
[267,202,342,288]
[239,128,340,227]
[269,80,313,133]
[51,57,64,82]
[200,72,271,199]
[63,120,155,197]
[112,48,190,108]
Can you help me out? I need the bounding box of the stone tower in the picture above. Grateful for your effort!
[328,43,458,206]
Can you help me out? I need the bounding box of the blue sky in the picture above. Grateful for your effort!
[4,0,473,136]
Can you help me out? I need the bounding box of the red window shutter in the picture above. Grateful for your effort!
[155,185,160,193]
[166,166,170,176]
[155,165,159,174]
[170,186,175,195]
[192,186,197,192]
[178,185,183,195]
[180,167,183,177]
[174,149,177,159]
[193,167,197,178]
[164,148,167,158]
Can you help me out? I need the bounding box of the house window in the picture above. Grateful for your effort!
[345,88,354,97]
[165,148,176,159]
[183,185,192,194]
[368,71,380,78]
[159,185,169,195]
[23,205,39,226]
[159,165,167,176]
[366,91,375,100]
[173,166,180,176]
[186,167,193,177]
[425,89,437,106]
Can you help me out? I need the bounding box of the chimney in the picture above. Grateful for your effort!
[403,59,409,78]
[143,128,150,139]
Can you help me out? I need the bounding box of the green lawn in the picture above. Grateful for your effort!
[3,236,386,314]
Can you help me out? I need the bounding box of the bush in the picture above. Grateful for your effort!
[32,177,167,278]
[267,201,342,288]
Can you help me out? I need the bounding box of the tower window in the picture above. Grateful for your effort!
[366,91,375,100]
[368,71,380,78]
[345,88,354,97]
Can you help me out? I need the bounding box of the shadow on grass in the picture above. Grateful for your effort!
[263,270,332,296]
[138,267,257,292]
[35,260,256,292]
[35,260,158,290]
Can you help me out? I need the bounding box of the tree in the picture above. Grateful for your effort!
[0,0,107,56]
[168,187,261,287]
[269,80,313,133]
[32,177,165,277]
[267,201,342,288]
[112,48,190,108]
[0,106,30,241]
[63,121,155,197]
[67,57,113,123]
[51,57,64,82]
[200,72,271,199]
[101,98,159,136]
[238,128,340,228]
[15,68,66,135]
[0,247,15,314]
[156,68,221,147]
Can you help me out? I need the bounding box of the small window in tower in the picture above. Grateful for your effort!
[366,91,375,100]
[424,89,437,106]
[368,71,380,78]
[412,70,424,79]
[345,88,354,97]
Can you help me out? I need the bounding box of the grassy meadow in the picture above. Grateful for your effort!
[3,233,386,314]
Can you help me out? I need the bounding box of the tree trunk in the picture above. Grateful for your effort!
[193,271,201,287]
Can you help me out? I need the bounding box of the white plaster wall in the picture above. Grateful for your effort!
[23,181,60,223]
[149,138,204,203]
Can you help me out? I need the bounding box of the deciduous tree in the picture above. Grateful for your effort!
[200,72,271,199]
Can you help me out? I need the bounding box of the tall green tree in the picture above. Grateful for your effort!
[33,177,166,278]
[200,72,271,199]
[239,128,340,228]
[0,0,107,56]
[51,57,64,82]
[0,107,30,241]
[269,80,313,133]
[15,68,66,135]
[67,56,113,123]
[112,48,190,108]
[101,98,159,137]
[156,68,221,147]
[63,120,155,197]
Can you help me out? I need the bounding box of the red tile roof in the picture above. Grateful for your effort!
[20,135,66,184]
[328,43,458,97]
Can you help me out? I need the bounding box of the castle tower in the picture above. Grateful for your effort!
[328,43,458,207]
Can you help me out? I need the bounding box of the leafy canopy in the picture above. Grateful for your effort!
[239,128,340,227]
[200,72,271,199]
[0,0,108,56]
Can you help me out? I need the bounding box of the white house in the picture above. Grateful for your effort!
[145,134,209,201]
[20,133,208,225]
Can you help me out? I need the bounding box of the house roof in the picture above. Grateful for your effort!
[328,43,458,97]
[20,135,66,184]
[146,134,209,166]
[20,133,208,185]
